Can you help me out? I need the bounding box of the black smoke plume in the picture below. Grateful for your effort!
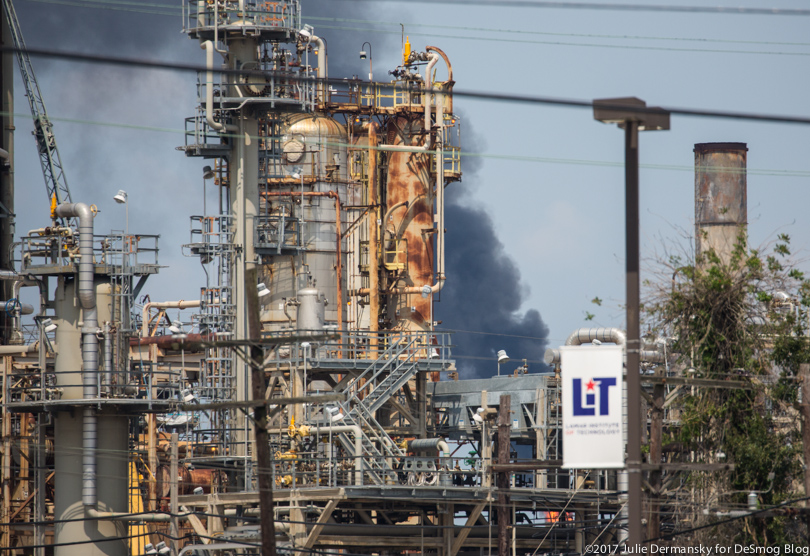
[437,120,550,377]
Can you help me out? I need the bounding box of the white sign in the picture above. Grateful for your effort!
[560,345,624,469]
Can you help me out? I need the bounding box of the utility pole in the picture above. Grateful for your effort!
[246,266,276,556]
[800,363,810,533]
[647,368,665,539]
[497,394,512,556]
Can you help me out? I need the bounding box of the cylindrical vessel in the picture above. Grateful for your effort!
[54,411,128,556]
[54,278,113,399]
[694,142,748,265]
[385,116,434,332]
[296,286,325,331]
[261,113,348,330]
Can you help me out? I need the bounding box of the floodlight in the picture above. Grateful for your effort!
[497,350,510,364]
[193,486,204,495]
[359,50,367,60]
[420,284,432,299]
[203,165,215,180]
[169,321,183,334]
[42,318,57,333]
[113,190,127,204]
[257,282,270,298]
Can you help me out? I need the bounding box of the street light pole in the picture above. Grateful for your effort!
[593,97,669,545]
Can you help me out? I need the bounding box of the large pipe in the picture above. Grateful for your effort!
[103,322,113,393]
[310,35,329,102]
[408,437,450,458]
[261,191,343,328]
[368,123,380,352]
[141,299,201,337]
[0,343,37,355]
[200,41,237,132]
[544,327,664,366]
[54,202,100,508]
[424,52,440,132]
[426,46,454,113]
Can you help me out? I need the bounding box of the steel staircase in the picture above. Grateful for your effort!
[333,336,424,485]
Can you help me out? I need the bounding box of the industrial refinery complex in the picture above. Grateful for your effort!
[0,1,807,555]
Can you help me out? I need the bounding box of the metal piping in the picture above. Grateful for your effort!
[141,299,201,337]
[544,327,664,365]
[317,425,363,485]
[424,52,440,132]
[426,46,454,113]
[0,343,37,355]
[408,437,450,458]
[309,35,329,102]
[54,202,100,508]
[103,322,113,393]
[201,41,237,132]
[367,122,380,352]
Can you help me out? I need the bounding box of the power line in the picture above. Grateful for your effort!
[367,0,810,16]
[4,44,810,127]
[306,15,810,48]
[319,23,810,57]
[23,1,810,56]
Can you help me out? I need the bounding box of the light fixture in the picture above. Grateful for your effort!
[257,282,270,298]
[299,24,314,40]
[497,350,510,364]
[592,339,602,346]
[181,388,196,403]
[202,165,215,180]
[145,544,157,555]
[42,318,57,333]
[113,190,127,204]
[193,486,204,495]
[420,284,432,299]
[169,321,184,334]
[360,41,373,81]
[291,165,303,180]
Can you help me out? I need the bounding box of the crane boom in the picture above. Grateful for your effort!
[2,0,72,208]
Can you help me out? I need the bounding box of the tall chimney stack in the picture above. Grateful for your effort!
[694,142,748,265]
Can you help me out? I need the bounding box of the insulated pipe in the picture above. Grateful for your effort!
[201,41,237,132]
[566,327,626,346]
[426,46,454,113]
[408,437,450,458]
[544,327,665,365]
[367,122,380,353]
[54,202,100,508]
[2,300,34,314]
[317,425,363,485]
[424,52,440,132]
[310,35,328,102]
[141,299,201,337]
[103,322,113,393]
[261,191,343,328]
[86,507,171,522]
[0,343,37,355]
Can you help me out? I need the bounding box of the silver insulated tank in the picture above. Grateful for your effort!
[296,286,326,332]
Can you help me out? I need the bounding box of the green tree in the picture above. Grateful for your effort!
[643,232,810,545]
